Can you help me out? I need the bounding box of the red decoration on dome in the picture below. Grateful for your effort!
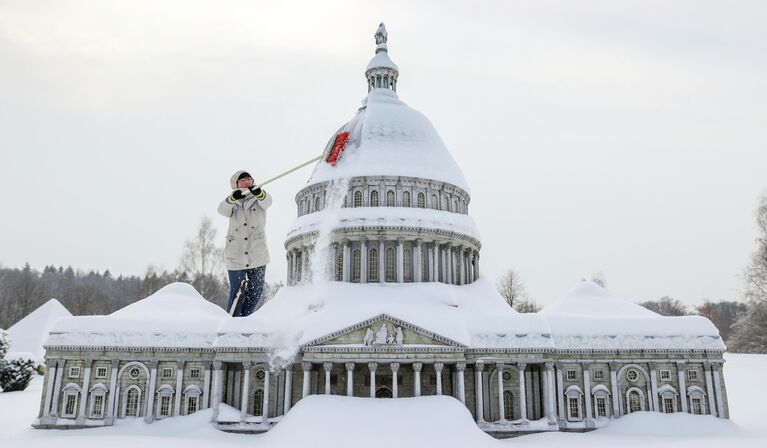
[325,131,350,166]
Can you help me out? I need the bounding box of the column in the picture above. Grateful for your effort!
[106,359,119,423]
[240,362,252,421]
[609,362,620,417]
[474,362,484,422]
[704,362,717,416]
[378,240,385,283]
[474,251,480,281]
[431,242,439,282]
[456,363,466,404]
[173,360,184,417]
[76,358,93,423]
[342,240,351,282]
[413,363,422,397]
[649,362,660,412]
[323,362,333,395]
[712,362,725,418]
[43,359,59,418]
[368,363,377,398]
[676,361,688,413]
[302,362,312,398]
[517,363,528,422]
[582,363,593,426]
[304,246,313,281]
[210,361,223,422]
[286,252,292,284]
[544,362,557,424]
[557,364,566,422]
[496,363,505,421]
[468,252,475,284]
[414,239,422,282]
[262,368,271,422]
[391,363,400,398]
[284,366,293,413]
[144,361,158,422]
[396,239,404,283]
[360,238,368,283]
[446,244,454,284]
[435,363,444,395]
[50,359,65,417]
[457,246,465,285]
[345,363,355,397]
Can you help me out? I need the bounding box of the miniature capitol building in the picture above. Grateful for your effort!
[33,24,728,437]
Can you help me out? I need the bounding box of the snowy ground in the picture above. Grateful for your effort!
[1,354,765,448]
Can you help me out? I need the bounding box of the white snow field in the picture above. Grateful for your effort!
[5,299,71,364]
[1,354,765,448]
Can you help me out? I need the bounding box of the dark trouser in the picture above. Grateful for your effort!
[226,266,266,317]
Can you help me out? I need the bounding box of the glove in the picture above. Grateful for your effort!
[249,186,266,200]
[227,189,247,203]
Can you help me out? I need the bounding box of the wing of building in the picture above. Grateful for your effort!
[32,24,729,437]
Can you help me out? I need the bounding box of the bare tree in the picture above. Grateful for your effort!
[496,270,527,308]
[696,300,748,343]
[180,216,223,278]
[637,296,688,316]
[590,272,607,288]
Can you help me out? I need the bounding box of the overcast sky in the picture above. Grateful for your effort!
[1,0,766,307]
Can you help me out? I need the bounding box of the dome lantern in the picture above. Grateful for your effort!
[366,23,399,92]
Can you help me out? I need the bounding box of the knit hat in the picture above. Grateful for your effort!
[230,170,252,189]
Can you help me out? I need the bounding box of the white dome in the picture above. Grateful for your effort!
[366,51,398,71]
[307,89,470,192]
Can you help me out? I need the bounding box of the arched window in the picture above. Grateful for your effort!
[403,249,412,282]
[354,191,363,207]
[431,194,438,210]
[386,190,395,207]
[125,387,140,417]
[335,247,343,281]
[89,385,107,419]
[61,384,80,418]
[417,192,425,208]
[184,385,202,415]
[368,248,378,281]
[253,389,264,416]
[442,196,449,211]
[385,248,396,282]
[402,191,411,207]
[503,390,514,419]
[454,199,459,212]
[314,196,321,212]
[628,391,642,413]
[352,249,361,282]
[687,386,707,415]
[370,190,379,207]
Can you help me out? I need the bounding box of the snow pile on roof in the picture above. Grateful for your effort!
[259,395,502,448]
[366,51,398,71]
[307,89,470,192]
[6,299,71,363]
[540,281,725,350]
[287,207,481,241]
[48,283,228,348]
[216,278,551,358]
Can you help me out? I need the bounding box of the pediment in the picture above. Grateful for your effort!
[302,314,466,348]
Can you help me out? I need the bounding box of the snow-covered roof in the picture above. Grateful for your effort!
[47,283,228,349]
[287,207,481,242]
[6,299,71,363]
[366,51,398,71]
[540,281,725,350]
[306,89,470,193]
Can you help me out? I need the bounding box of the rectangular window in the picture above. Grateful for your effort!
[187,396,198,415]
[568,397,580,420]
[91,394,105,418]
[687,370,699,381]
[68,366,81,378]
[159,395,171,417]
[190,368,201,379]
[691,397,703,415]
[95,367,108,379]
[663,397,675,413]
[593,370,604,381]
[595,396,607,417]
[660,370,671,381]
[63,394,77,417]
[161,368,174,379]
[566,369,577,381]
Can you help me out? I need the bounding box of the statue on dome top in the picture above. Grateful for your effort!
[374,23,388,46]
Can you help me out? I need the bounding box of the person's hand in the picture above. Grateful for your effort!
[248,186,262,197]
[228,189,249,202]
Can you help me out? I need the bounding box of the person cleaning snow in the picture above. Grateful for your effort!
[217,170,272,317]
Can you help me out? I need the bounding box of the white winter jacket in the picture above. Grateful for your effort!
[217,190,273,271]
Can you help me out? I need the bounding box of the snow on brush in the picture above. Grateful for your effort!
[47,283,228,348]
[6,299,71,364]
[1,354,766,448]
